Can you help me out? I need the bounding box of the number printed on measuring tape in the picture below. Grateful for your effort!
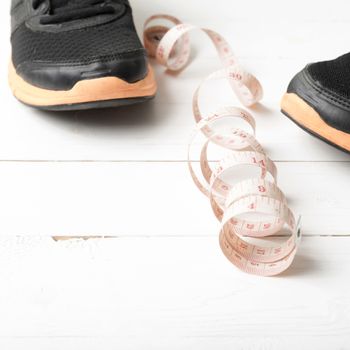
[143,15,301,276]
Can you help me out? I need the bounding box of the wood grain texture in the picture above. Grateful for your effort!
[0,161,348,236]
[0,236,349,349]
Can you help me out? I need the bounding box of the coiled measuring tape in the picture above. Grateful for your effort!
[143,15,301,276]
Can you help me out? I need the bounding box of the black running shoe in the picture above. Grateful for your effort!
[281,53,350,153]
[9,0,157,111]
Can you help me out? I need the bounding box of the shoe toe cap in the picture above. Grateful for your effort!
[286,65,350,134]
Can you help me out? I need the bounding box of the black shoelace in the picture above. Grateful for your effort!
[32,0,119,25]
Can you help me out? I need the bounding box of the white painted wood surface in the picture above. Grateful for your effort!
[1,236,350,350]
[1,0,350,348]
[0,161,348,236]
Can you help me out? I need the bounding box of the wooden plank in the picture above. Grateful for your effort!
[133,0,350,24]
[0,236,349,349]
[1,1,350,162]
[0,161,347,236]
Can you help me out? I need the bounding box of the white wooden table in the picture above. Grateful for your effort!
[1,0,350,348]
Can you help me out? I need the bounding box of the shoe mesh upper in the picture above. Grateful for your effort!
[308,53,350,99]
[11,8,144,67]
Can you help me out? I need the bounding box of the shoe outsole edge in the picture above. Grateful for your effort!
[281,93,350,154]
[8,61,157,111]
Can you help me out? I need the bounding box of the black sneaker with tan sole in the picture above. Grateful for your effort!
[9,0,157,111]
[281,53,350,153]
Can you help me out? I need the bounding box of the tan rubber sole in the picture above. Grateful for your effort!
[8,61,157,109]
[281,93,350,153]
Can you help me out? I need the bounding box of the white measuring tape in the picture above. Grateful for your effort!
[144,15,301,276]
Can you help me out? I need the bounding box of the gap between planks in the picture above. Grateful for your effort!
[51,235,350,241]
[0,160,348,163]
